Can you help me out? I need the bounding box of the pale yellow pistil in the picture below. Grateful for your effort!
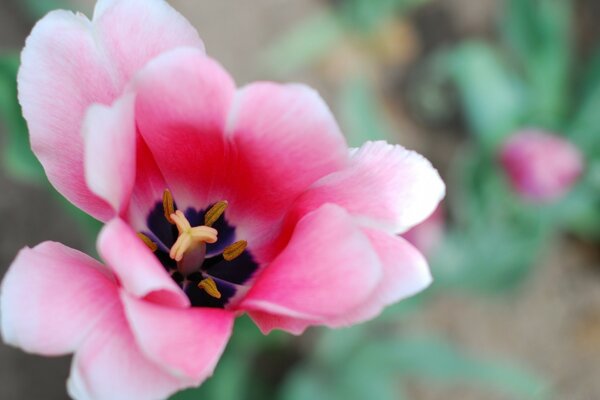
[169,210,218,262]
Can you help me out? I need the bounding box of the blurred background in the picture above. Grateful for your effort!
[1,0,600,399]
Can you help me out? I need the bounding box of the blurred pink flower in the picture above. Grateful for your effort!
[2,0,445,398]
[402,205,444,256]
[500,129,583,203]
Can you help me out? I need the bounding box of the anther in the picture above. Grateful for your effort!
[223,240,247,261]
[204,201,228,227]
[162,189,175,224]
[198,277,222,299]
[137,233,158,252]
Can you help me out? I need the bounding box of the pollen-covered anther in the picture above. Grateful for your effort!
[223,240,247,261]
[137,232,158,252]
[204,200,228,227]
[169,210,218,262]
[198,277,222,299]
[162,189,175,224]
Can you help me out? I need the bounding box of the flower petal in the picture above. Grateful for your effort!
[324,229,432,327]
[134,48,235,209]
[1,242,118,355]
[247,230,431,333]
[500,130,583,202]
[92,0,204,83]
[121,292,234,381]
[292,141,446,233]
[365,230,432,305]
[225,83,349,226]
[19,11,116,220]
[67,300,193,400]
[98,218,189,308]
[83,93,136,214]
[246,311,318,336]
[18,1,203,220]
[240,204,382,330]
[127,136,171,235]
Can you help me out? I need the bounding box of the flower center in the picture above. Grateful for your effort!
[137,190,257,308]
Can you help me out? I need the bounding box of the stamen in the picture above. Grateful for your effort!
[223,240,247,261]
[169,210,218,262]
[162,189,175,224]
[204,201,228,227]
[137,232,158,252]
[198,277,222,299]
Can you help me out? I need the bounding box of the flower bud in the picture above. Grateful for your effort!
[500,130,583,203]
[402,206,444,256]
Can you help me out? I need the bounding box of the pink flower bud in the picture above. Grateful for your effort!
[500,130,584,203]
[402,205,444,256]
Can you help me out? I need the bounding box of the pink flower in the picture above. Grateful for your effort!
[500,130,583,203]
[2,0,445,399]
[402,205,444,256]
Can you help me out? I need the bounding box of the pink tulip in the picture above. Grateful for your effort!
[2,0,445,399]
[402,205,444,256]
[500,130,583,202]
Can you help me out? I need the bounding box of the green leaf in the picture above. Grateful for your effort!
[0,54,45,183]
[568,47,600,157]
[363,337,551,399]
[285,332,549,400]
[446,42,527,148]
[337,76,394,145]
[502,0,572,126]
[558,161,600,240]
[338,0,430,33]
[436,149,550,292]
[280,368,338,400]
[20,0,69,19]
[262,11,344,75]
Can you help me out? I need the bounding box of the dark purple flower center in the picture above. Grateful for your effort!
[140,194,259,308]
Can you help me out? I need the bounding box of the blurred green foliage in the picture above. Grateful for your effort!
[281,320,549,400]
[20,0,68,18]
[338,76,394,146]
[264,0,430,75]
[0,54,44,183]
[445,42,527,149]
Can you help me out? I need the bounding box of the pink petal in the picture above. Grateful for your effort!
[93,0,204,84]
[18,1,203,220]
[67,299,194,400]
[246,311,318,336]
[134,48,235,209]
[401,205,445,256]
[365,231,432,305]
[135,54,351,251]
[240,204,382,330]
[325,229,432,326]
[83,93,136,215]
[500,129,584,202]
[226,83,349,229]
[121,292,234,381]
[19,11,116,220]
[127,136,171,233]
[249,230,432,334]
[292,141,445,234]
[98,218,189,308]
[1,242,118,355]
